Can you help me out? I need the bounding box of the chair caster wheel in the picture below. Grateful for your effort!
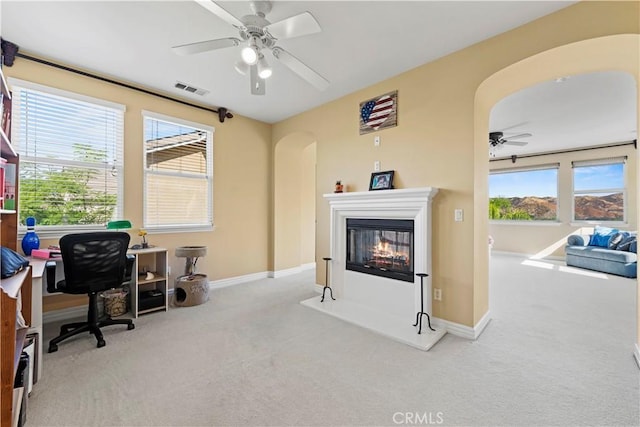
[48,344,58,353]
[97,339,106,348]
[128,324,135,330]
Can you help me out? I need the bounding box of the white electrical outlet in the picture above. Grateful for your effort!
[434,288,442,301]
[454,209,463,222]
[374,161,381,171]
[374,136,380,146]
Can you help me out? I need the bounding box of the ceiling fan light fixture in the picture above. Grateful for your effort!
[257,55,272,79]
[234,60,249,75]
[241,36,260,65]
[241,45,258,65]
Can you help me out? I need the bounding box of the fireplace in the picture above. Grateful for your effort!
[301,187,446,351]
[346,218,414,282]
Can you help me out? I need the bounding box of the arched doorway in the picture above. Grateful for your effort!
[475,34,640,360]
[273,132,317,275]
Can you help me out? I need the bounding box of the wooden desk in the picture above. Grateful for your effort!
[27,258,45,381]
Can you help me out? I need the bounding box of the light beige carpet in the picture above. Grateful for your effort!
[28,254,639,426]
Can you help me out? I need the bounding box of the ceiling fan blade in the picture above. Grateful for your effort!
[271,47,329,91]
[250,65,266,95]
[194,0,246,30]
[264,12,321,40]
[504,140,528,146]
[505,133,532,140]
[172,37,240,55]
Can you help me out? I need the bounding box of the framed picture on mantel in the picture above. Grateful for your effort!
[369,170,394,191]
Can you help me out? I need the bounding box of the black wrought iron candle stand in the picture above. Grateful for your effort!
[413,273,435,334]
[321,257,336,302]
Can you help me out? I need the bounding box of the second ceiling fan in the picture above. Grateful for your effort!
[489,131,532,157]
[173,0,329,95]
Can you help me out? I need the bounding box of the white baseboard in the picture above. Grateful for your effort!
[209,271,269,289]
[269,263,316,278]
[314,284,323,293]
[435,310,492,340]
[634,343,640,369]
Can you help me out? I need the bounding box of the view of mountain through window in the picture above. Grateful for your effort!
[573,161,625,222]
[489,167,558,221]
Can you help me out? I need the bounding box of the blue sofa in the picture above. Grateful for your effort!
[565,231,637,278]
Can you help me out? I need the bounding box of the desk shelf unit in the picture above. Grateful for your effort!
[128,247,169,318]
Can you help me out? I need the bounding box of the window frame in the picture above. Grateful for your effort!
[9,78,125,239]
[142,110,214,234]
[489,163,560,224]
[571,157,627,225]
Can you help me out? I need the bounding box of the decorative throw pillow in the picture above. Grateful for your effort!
[608,232,628,249]
[617,236,637,252]
[589,226,619,248]
[630,241,637,254]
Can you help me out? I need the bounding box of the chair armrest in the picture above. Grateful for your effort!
[123,254,135,283]
[567,235,590,246]
[45,260,59,293]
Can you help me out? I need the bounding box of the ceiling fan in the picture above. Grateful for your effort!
[172,0,329,95]
[489,131,531,157]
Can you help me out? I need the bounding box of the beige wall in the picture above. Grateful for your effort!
[273,132,316,271]
[300,143,316,265]
[4,59,272,300]
[489,143,637,257]
[273,1,640,327]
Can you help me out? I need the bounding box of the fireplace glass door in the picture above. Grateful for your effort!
[346,218,414,282]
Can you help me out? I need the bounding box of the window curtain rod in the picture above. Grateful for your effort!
[14,52,234,123]
[489,140,636,163]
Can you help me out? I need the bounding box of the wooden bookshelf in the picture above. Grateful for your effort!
[0,61,30,427]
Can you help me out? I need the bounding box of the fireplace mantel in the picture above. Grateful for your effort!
[323,187,438,203]
[302,187,446,351]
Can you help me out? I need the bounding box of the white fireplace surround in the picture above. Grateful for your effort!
[301,187,447,350]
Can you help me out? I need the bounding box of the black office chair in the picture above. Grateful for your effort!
[46,232,135,353]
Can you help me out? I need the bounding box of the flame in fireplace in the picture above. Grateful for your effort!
[370,239,410,268]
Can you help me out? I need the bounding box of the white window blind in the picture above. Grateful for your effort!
[10,79,124,231]
[143,111,213,232]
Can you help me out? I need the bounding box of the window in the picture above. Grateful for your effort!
[143,111,213,232]
[489,164,559,221]
[10,79,124,234]
[572,157,626,222]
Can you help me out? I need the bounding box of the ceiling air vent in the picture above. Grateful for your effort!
[174,81,209,96]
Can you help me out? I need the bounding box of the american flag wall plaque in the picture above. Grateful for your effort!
[359,90,397,135]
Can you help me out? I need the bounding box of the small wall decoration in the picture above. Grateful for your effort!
[359,90,397,135]
[369,170,395,191]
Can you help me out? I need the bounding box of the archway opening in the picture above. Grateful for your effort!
[474,35,639,355]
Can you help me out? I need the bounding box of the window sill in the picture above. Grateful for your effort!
[569,221,629,228]
[489,220,562,226]
[144,225,216,234]
[18,225,112,241]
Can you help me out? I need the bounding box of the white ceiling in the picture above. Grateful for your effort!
[490,71,637,159]
[2,1,635,157]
